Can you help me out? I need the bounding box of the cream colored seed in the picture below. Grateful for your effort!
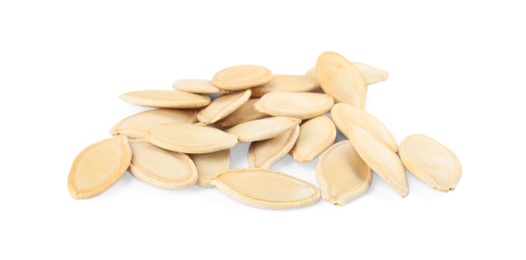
[316,141,372,205]
[212,64,272,91]
[307,62,388,85]
[129,140,198,189]
[399,134,462,191]
[110,109,197,139]
[290,115,336,164]
[172,79,231,94]
[145,123,238,154]
[211,168,321,210]
[225,116,301,143]
[214,98,268,128]
[250,74,320,98]
[197,89,252,125]
[68,136,132,199]
[119,90,211,108]
[190,149,231,188]
[248,125,300,169]
[254,92,334,120]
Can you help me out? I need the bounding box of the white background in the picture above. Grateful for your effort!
[1,0,525,259]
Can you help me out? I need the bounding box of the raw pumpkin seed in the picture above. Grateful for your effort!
[225,116,301,142]
[254,92,334,120]
[250,74,319,97]
[307,61,388,85]
[172,79,230,94]
[248,125,300,169]
[197,89,252,125]
[214,98,268,127]
[119,90,211,108]
[190,149,231,188]
[212,65,272,91]
[290,115,336,163]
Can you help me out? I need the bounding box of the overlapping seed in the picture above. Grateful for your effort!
[68,51,461,209]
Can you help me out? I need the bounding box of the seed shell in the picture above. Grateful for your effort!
[250,74,320,97]
[197,89,252,125]
[172,79,230,94]
[119,90,211,108]
[254,92,334,120]
[190,149,231,188]
[290,115,336,164]
[248,125,300,169]
[212,65,272,91]
[225,116,301,142]
[214,98,268,127]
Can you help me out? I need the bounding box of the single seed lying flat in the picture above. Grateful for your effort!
[248,125,300,169]
[214,98,269,128]
[145,123,238,154]
[316,141,372,205]
[129,140,198,189]
[254,92,334,120]
[110,109,197,139]
[307,61,388,85]
[119,90,211,108]
[225,116,301,142]
[197,89,252,125]
[348,126,408,197]
[190,149,230,188]
[250,74,320,97]
[211,168,321,210]
[399,134,462,191]
[290,115,336,164]
[331,103,398,152]
[212,65,272,91]
[68,136,132,199]
[316,51,367,107]
[172,79,231,94]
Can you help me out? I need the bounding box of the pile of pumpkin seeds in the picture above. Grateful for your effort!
[67,51,462,209]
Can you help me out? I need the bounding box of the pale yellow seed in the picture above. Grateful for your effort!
[190,149,230,188]
[119,90,211,108]
[225,116,301,142]
[197,89,252,125]
[290,115,336,164]
[254,92,334,120]
[212,65,272,91]
[172,79,231,94]
[214,98,269,128]
[307,61,388,85]
[248,125,300,169]
[250,74,320,97]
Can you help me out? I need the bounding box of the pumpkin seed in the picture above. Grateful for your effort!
[348,126,409,197]
[190,149,230,188]
[331,103,398,152]
[214,98,269,128]
[290,115,336,163]
[119,90,211,108]
[129,140,198,189]
[399,134,462,191]
[254,92,334,120]
[197,89,252,125]
[145,123,238,154]
[316,51,367,107]
[225,116,300,142]
[212,65,272,91]
[248,125,300,169]
[172,79,230,94]
[316,141,372,205]
[68,136,132,199]
[250,74,320,97]
[110,109,197,139]
[307,61,388,85]
[211,168,320,209]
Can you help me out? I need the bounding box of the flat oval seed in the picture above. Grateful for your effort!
[68,136,132,199]
[197,89,252,125]
[172,79,231,94]
[331,103,398,152]
[316,141,372,205]
[214,98,269,128]
[250,75,320,97]
[190,149,230,188]
[211,168,320,210]
[225,116,301,142]
[212,65,272,91]
[290,115,336,164]
[145,123,238,154]
[307,61,388,85]
[316,51,367,108]
[248,125,300,169]
[119,90,211,108]
[348,126,409,197]
[110,109,197,139]
[399,134,462,191]
[129,140,198,189]
[254,92,334,120]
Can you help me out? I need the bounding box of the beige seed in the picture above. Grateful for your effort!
[197,89,252,125]
[212,65,272,91]
[248,125,300,169]
[145,123,238,154]
[211,168,321,210]
[316,141,372,205]
[290,115,336,164]
[172,79,231,94]
[316,51,367,107]
[68,136,132,199]
[331,103,398,152]
[399,134,462,191]
[250,74,320,97]
[307,62,388,85]
[225,116,301,143]
[110,109,197,139]
[348,126,409,197]
[254,92,334,120]
[190,149,230,188]
[119,90,211,108]
[129,140,198,189]
[214,98,269,128]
